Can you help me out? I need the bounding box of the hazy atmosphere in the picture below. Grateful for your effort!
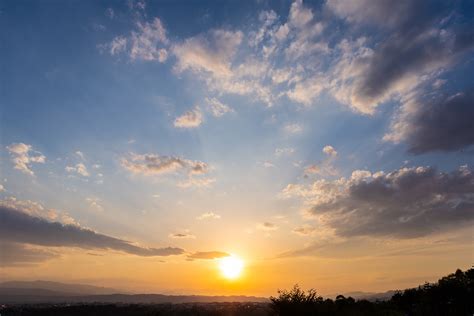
[1,0,473,299]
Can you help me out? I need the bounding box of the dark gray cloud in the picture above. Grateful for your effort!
[327,0,448,31]
[0,206,184,257]
[353,5,473,107]
[0,242,58,266]
[387,88,474,153]
[291,165,474,238]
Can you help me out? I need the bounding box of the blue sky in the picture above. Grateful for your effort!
[1,0,473,295]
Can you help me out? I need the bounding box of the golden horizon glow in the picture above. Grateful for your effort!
[218,256,244,280]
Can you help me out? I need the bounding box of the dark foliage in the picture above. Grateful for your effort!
[270,268,474,316]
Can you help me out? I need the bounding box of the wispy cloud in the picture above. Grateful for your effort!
[197,212,221,220]
[205,97,233,117]
[169,232,196,239]
[187,251,230,260]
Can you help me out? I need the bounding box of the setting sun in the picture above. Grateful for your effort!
[218,256,244,280]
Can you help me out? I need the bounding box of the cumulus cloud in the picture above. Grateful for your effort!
[322,145,337,157]
[0,204,184,257]
[66,163,90,177]
[187,251,230,260]
[0,184,4,192]
[121,153,209,177]
[385,88,474,153]
[197,212,221,220]
[6,143,46,176]
[283,165,474,238]
[174,107,203,128]
[327,0,474,114]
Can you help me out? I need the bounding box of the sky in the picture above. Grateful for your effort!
[1,0,473,296]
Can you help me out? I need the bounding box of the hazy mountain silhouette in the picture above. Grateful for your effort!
[0,280,268,304]
[0,280,122,296]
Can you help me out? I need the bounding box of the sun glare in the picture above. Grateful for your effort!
[218,256,244,279]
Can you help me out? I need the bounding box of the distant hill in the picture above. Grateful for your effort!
[0,280,269,304]
[0,280,122,296]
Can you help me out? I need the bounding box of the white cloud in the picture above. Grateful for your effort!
[86,197,103,212]
[0,184,5,192]
[65,163,90,177]
[109,36,127,55]
[174,107,203,128]
[205,97,233,117]
[177,177,216,189]
[6,143,46,176]
[197,212,221,220]
[322,145,337,157]
[173,30,242,77]
[263,161,275,168]
[288,0,313,28]
[130,18,168,62]
[75,151,85,160]
[284,123,303,134]
[275,147,295,156]
[105,18,168,62]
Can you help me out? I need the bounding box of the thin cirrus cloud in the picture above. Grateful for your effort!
[205,97,233,117]
[105,0,474,153]
[196,212,221,220]
[187,251,230,260]
[169,233,196,239]
[283,165,474,238]
[103,17,169,62]
[0,204,185,264]
[6,143,46,176]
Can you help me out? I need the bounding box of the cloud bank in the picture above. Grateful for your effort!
[284,165,474,238]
